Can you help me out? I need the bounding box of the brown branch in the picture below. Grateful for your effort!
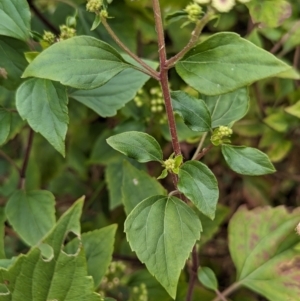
[100,16,160,80]
[152,0,181,158]
[166,8,215,69]
[18,129,34,189]
[27,0,60,35]
[194,144,213,161]
[211,282,241,301]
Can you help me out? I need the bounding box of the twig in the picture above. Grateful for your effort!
[100,16,160,81]
[186,246,199,301]
[194,144,213,161]
[270,20,300,54]
[192,133,207,160]
[166,8,215,69]
[18,129,34,189]
[211,282,241,301]
[215,290,228,301]
[152,0,181,157]
[0,150,21,174]
[27,0,60,35]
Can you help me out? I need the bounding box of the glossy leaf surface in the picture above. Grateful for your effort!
[23,36,132,90]
[5,190,56,246]
[16,78,68,156]
[176,32,291,95]
[202,87,249,127]
[0,0,31,41]
[178,161,219,219]
[171,91,211,132]
[125,195,201,298]
[107,131,163,162]
[229,205,300,301]
[221,145,276,175]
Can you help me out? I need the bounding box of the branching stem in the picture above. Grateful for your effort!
[166,9,215,68]
[192,132,208,160]
[152,0,181,157]
[101,16,160,80]
[211,282,241,301]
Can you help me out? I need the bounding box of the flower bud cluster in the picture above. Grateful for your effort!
[164,158,176,171]
[86,0,103,13]
[150,87,166,124]
[134,89,144,107]
[130,283,148,301]
[185,3,202,22]
[59,25,76,40]
[43,31,56,44]
[211,126,233,146]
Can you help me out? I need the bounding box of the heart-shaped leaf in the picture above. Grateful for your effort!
[125,195,202,298]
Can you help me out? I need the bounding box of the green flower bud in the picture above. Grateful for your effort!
[86,0,102,13]
[185,3,202,22]
[43,31,56,44]
[59,25,76,40]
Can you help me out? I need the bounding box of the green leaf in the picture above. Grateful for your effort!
[197,267,218,291]
[121,161,166,214]
[107,131,163,163]
[229,205,300,301]
[91,14,101,31]
[178,161,219,220]
[202,87,249,127]
[221,145,276,175]
[69,58,158,117]
[125,195,202,298]
[65,225,117,288]
[176,32,291,96]
[5,190,56,246]
[0,37,28,90]
[0,207,6,259]
[22,36,132,90]
[0,198,103,301]
[171,91,211,132]
[285,100,300,119]
[0,0,31,41]
[16,78,69,156]
[0,108,10,145]
[246,0,292,28]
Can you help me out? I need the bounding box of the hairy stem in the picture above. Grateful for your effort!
[211,282,241,301]
[152,0,181,157]
[18,129,34,189]
[166,9,215,68]
[186,246,199,301]
[101,16,160,80]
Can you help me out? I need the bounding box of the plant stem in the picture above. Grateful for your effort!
[0,150,21,174]
[166,9,215,68]
[192,132,207,160]
[195,144,213,161]
[186,246,199,301]
[215,290,228,301]
[18,129,34,189]
[152,0,181,157]
[101,16,160,81]
[211,282,241,301]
